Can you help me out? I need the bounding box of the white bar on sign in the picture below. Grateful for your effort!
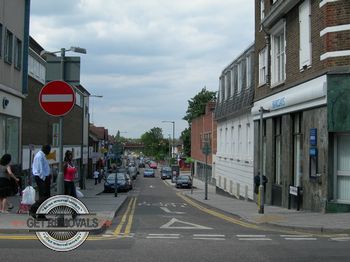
[42,94,73,102]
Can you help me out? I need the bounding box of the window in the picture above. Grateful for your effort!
[0,115,20,164]
[231,126,234,155]
[28,54,46,84]
[274,117,282,185]
[238,124,242,154]
[262,120,267,176]
[220,77,225,102]
[231,68,235,96]
[225,128,228,154]
[335,135,350,202]
[259,47,268,85]
[237,62,242,93]
[0,23,3,57]
[4,29,13,64]
[246,55,252,89]
[75,91,82,107]
[246,123,251,157]
[293,113,303,187]
[271,20,286,85]
[260,0,265,20]
[225,72,231,99]
[299,0,311,69]
[14,38,22,70]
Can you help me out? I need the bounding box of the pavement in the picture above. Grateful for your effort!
[167,171,350,234]
[0,178,128,234]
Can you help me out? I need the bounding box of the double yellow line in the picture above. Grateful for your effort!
[113,197,137,237]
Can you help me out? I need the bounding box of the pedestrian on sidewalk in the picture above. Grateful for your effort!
[99,168,104,183]
[63,150,77,198]
[0,154,19,213]
[29,145,51,219]
[93,169,99,185]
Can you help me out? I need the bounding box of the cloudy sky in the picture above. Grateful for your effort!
[30,0,254,138]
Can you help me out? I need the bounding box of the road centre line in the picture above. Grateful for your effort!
[193,234,225,237]
[284,238,317,241]
[280,235,313,238]
[238,238,272,241]
[113,197,135,236]
[147,236,180,239]
[193,237,226,241]
[237,235,266,238]
[148,234,180,236]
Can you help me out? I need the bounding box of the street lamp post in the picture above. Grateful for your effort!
[42,46,87,195]
[259,106,270,214]
[162,121,175,159]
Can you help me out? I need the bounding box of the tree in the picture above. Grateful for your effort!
[180,127,191,156]
[141,127,169,159]
[183,87,216,124]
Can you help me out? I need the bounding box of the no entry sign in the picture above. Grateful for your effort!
[39,80,76,116]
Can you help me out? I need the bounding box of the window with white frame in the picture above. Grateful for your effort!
[259,47,267,86]
[271,20,286,86]
[225,127,228,154]
[0,23,3,57]
[237,62,242,93]
[230,68,235,96]
[299,0,311,69]
[260,0,265,20]
[220,77,225,102]
[231,126,234,155]
[28,54,46,84]
[246,55,252,89]
[4,29,13,64]
[225,72,231,99]
[14,38,22,70]
[238,124,242,154]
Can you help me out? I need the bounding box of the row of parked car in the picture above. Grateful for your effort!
[160,165,193,189]
[103,165,139,193]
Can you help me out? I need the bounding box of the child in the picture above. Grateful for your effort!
[93,169,99,185]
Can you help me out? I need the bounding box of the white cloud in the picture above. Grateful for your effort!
[30,0,254,138]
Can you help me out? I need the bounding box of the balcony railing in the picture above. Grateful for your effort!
[214,87,254,120]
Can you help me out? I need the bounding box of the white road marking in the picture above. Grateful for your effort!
[160,218,213,230]
[284,238,317,241]
[330,237,350,241]
[146,234,180,239]
[280,235,313,238]
[237,235,271,241]
[193,234,225,237]
[193,238,226,241]
[160,207,185,214]
[237,235,266,238]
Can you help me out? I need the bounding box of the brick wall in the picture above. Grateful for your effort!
[254,0,350,102]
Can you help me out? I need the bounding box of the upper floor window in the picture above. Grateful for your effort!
[260,0,265,20]
[299,0,311,69]
[237,62,242,93]
[271,20,286,86]
[259,47,267,86]
[28,54,46,84]
[225,72,231,99]
[4,29,13,64]
[220,77,225,102]
[0,24,3,58]
[246,55,252,89]
[14,38,22,70]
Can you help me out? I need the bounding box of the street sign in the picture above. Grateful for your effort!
[39,80,76,116]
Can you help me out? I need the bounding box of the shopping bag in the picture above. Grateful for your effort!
[76,188,84,198]
[21,186,36,205]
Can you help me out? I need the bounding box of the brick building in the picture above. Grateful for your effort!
[253,0,350,212]
[191,101,217,183]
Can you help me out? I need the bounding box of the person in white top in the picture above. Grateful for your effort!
[93,169,99,185]
[29,145,51,219]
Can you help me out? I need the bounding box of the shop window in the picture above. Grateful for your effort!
[293,113,303,187]
[0,115,19,164]
[274,117,282,185]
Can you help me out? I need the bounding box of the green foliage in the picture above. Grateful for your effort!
[141,127,169,159]
[183,87,216,124]
[180,127,191,156]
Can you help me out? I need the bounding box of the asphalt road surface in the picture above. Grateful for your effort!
[0,171,349,262]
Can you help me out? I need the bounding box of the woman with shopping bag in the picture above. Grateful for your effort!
[0,154,19,213]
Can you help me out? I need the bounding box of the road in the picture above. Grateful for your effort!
[0,170,349,262]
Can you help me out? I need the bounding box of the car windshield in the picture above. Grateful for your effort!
[178,175,190,180]
[117,173,126,180]
[162,167,171,171]
[145,169,154,172]
[106,173,116,182]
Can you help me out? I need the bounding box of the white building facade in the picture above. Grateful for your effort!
[215,44,255,200]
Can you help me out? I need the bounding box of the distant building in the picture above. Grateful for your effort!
[253,0,350,212]
[215,43,255,200]
[191,101,217,183]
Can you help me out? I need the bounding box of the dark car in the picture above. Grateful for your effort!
[143,168,155,178]
[160,166,172,180]
[138,163,145,168]
[104,173,130,193]
[175,175,192,188]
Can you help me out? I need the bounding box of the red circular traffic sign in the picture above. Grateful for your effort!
[39,80,76,116]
